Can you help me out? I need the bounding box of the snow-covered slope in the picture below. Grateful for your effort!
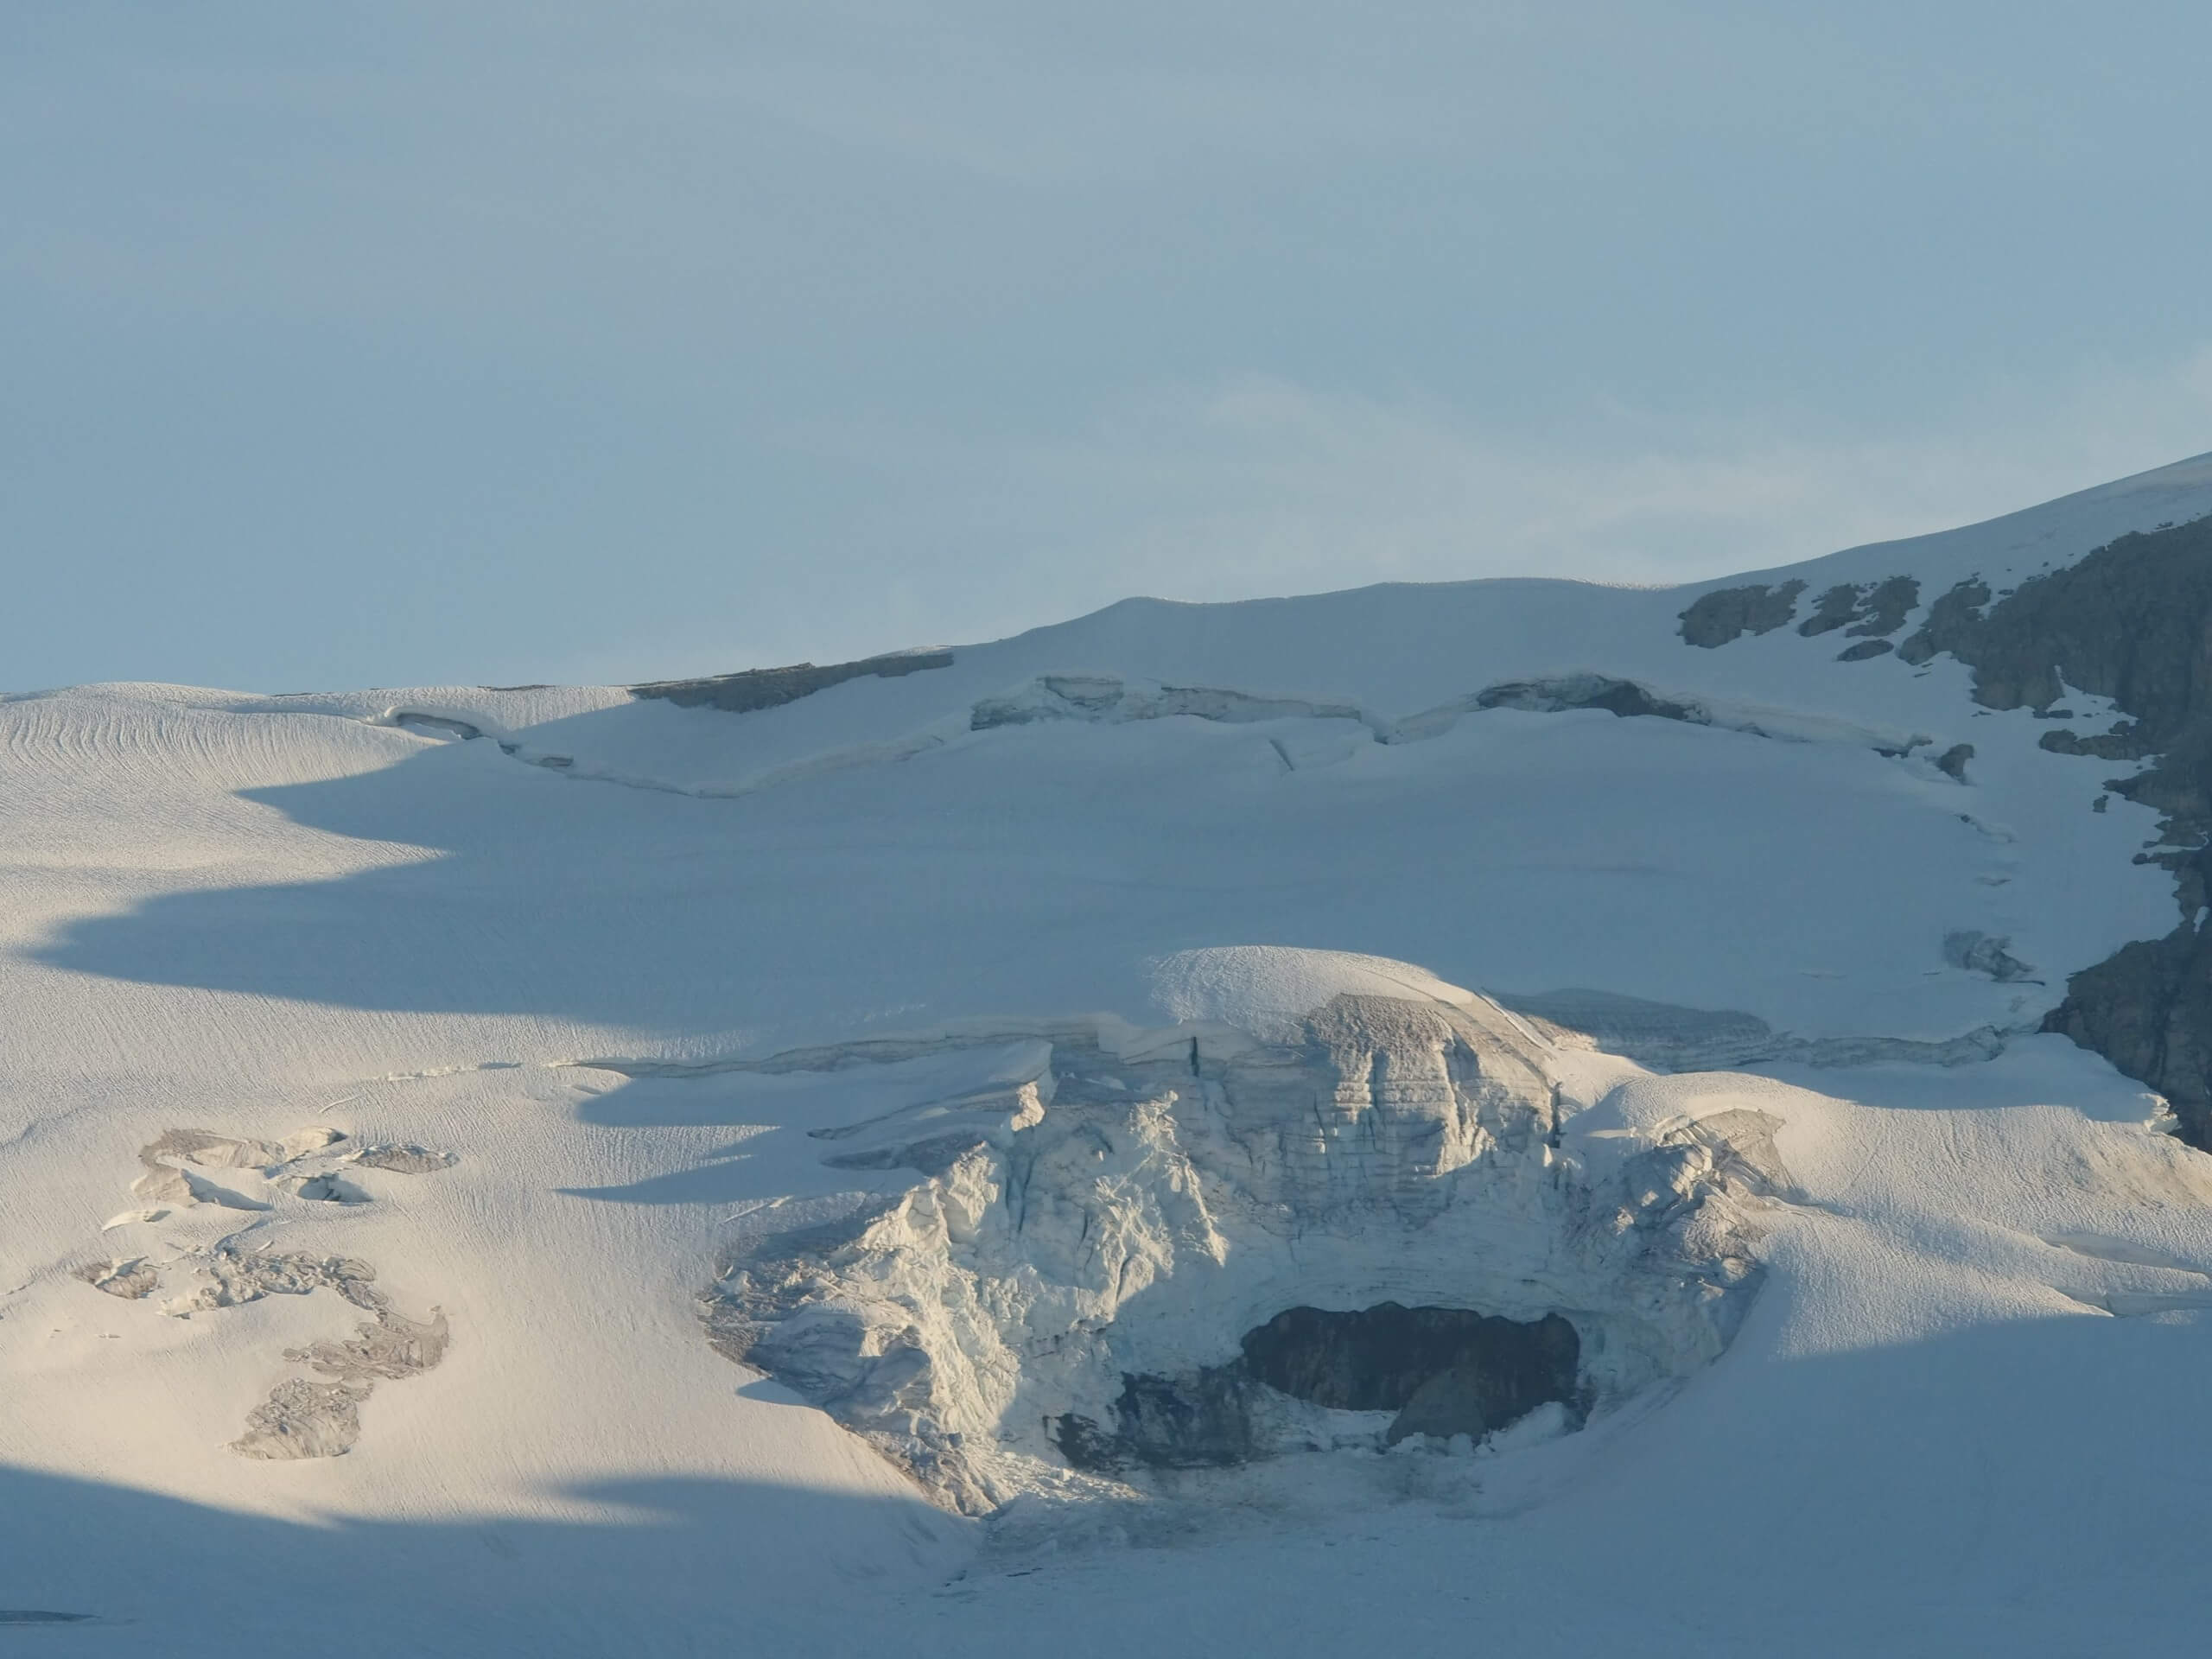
[6,454,2212,1655]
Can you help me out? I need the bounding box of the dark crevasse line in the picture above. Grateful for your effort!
[631,650,956,714]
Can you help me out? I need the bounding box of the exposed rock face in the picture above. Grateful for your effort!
[1259,1303,1578,1446]
[1060,1368,1264,1472]
[1884,517,2212,1146]
[1893,577,1991,665]
[1894,519,2212,848]
[2044,931,2212,1152]
[631,649,955,715]
[1240,1304,1578,1417]
[1679,581,1807,647]
[1681,574,1915,652]
[1051,1303,1581,1471]
[702,977,1791,1515]
[1798,576,1920,640]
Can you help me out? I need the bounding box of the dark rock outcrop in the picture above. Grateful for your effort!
[1241,1304,1579,1426]
[1679,581,1806,647]
[1052,1302,1580,1471]
[1799,582,1865,638]
[1891,516,2212,1146]
[1894,577,1993,666]
[1092,1369,1267,1471]
[2044,926,2212,1149]
[1942,930,2035,983]
[1849,575,1922,638]
[1681,573,1919,651]
[632,649,955,714]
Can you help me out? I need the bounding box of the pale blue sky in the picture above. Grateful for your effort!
[10,2,2212,691]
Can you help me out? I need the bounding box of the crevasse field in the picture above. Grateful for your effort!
[7,456,2212,1656]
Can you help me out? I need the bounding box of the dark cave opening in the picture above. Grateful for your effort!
[1051,1302,1581,1473]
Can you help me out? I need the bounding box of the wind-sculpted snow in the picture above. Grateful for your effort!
[704,953,1789,1515]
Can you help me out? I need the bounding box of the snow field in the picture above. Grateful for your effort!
[5,454,2212,1652]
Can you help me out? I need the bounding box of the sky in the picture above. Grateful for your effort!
[9,1,2212,693]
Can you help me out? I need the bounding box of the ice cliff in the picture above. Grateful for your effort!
[703,948,1789,1513]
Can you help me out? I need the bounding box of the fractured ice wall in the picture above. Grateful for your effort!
[702,950,1791,1515]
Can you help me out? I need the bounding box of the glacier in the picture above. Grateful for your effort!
[5,454,2212,1653]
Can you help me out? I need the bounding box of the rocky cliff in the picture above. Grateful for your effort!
[1890,517,2212,1147]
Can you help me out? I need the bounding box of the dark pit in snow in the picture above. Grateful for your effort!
[1052,1302,1581,1472]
